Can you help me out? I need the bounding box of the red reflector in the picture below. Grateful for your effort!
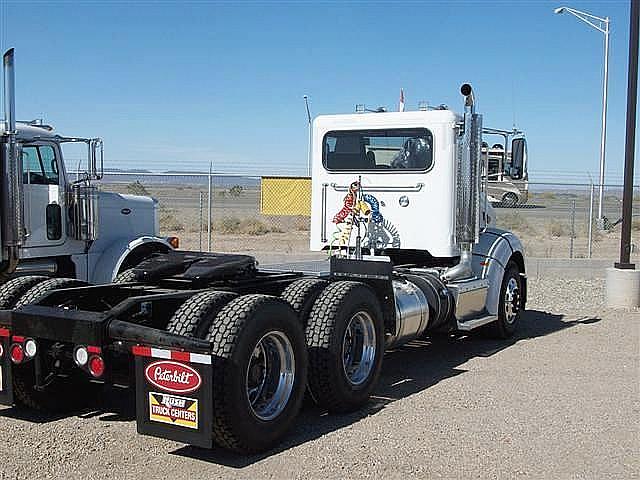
[10,344,24,364]
[87,345,101,354]
[12,335,25,343]
[0,328,10,338]
[171,350,191,362]
[167,236,180,249]
[88,355,105,378]
[132,345,152,357]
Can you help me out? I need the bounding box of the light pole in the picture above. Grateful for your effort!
[555,6,610,228]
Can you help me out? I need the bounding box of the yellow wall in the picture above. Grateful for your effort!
[260,177,311,216]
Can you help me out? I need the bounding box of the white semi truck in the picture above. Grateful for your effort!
[0,50,174,294]
[0,50,527,454]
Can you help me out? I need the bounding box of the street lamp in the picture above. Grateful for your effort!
[555,6,610,228]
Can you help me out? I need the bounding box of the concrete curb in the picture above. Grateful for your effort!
[526,258,613,279]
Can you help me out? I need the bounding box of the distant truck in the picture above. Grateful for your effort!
[0,49,174,290]
[482,127,529,207]
[0,50,527,454]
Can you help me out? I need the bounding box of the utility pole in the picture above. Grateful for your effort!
[605,0,639,309]
[615,0,638,269]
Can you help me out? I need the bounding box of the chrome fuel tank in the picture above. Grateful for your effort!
[387,279,430,348]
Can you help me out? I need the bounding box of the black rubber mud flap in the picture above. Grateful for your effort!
[0,327,13,406]
[134,351,213,448]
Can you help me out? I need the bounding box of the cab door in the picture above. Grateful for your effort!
[22,144,65,248]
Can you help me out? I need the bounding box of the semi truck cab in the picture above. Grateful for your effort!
[0,49,528,455]
[1,50,172,284]
[311,109,479,259]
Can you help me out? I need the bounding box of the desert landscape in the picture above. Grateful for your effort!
[101,179,640,263]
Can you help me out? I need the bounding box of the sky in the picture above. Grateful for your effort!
[0,0,638,184]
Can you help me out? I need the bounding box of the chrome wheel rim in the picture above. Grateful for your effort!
[245,330,295,421]
[342,311,376,386]
[504,277,520,324]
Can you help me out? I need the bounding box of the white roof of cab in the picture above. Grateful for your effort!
[313,109,460,131]
[0,121,58,140]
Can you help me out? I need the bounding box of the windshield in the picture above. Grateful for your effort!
[323,128,433,171]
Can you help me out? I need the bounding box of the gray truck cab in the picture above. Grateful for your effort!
[1,50,172,283]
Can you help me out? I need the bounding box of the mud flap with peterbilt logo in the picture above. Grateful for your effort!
[134,348,213,448]
[0,327,13,406]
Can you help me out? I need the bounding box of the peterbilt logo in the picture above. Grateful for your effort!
[144,360,201,394]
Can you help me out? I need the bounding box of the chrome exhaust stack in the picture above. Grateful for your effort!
[444,84,482,282]
[1,48,24,276]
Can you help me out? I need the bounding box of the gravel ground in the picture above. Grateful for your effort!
[0,276,637,480]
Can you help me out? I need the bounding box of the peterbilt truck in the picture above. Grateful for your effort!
[0,51,527,454]
[0,49,174,293]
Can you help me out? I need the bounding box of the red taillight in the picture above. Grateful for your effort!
[10,343,24,364]
[88,355,105,378]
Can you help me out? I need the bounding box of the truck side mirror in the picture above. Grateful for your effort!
[89,138,104,180]
[510,138,526,180]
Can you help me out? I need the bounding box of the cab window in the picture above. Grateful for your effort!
[323,128,433,171]
[22,145,60,185]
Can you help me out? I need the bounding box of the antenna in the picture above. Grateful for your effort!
[511,79,517,129]
[303,95,312,176]
[303,95,311,124]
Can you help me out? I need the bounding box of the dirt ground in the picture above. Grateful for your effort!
[0,277,637,480]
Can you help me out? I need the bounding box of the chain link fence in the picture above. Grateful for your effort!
[99,173,311,261]
[99,173,639,262]
[494,182,640,260]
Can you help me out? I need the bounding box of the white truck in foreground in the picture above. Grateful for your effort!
[0,49,174,293]
[0,50,527,454]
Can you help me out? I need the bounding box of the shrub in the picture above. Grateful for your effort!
[498,212,532,233]
[216,216,241,233]
[126,180,150,196]
[540,191,557,200]
[215,216,282,235]
[228,185,244,197]
[159,210,184,232]
[546,220,565,237]
[239,218,270,235]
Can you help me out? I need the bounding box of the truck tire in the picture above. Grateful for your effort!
[14,277,87,308]
[306,281,384,413]
[113,268,138,284]
[502,192,518,207]
[166,290,237,339]
[484,261,523,339]
[281,278,328,326]
[208,294,307,453]
[12,277,96,412]
[0,275,49,309]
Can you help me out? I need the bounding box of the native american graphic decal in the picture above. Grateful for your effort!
[330,181,400,251]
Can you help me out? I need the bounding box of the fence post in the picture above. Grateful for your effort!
[588,183,594,258]
[207,162,213,252]
[199,191,203,251]
[570,199,576,259]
